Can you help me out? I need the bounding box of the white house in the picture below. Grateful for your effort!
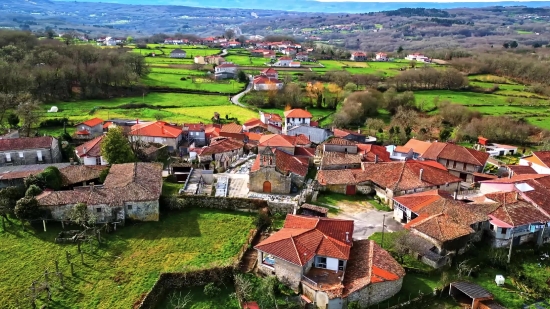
[170,49,187,58]
[75,135,108,166]
[253,76,284,91]
[104,37,117,46]
[295,52,309,61]
[405,53,431,62]
[387,145,414,161]
[274,56,293,67]
[519,151,550,174]
[283,109,312,133]
[260,68,278,79]
[214,62,238,79]
[375,52,388,61]
[128,121,183,151]
[350,52,367,61]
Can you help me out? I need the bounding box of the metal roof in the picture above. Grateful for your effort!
[451,281,493,299]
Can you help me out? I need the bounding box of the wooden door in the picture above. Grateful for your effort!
[263,181,272,193]
[346,185,356,195]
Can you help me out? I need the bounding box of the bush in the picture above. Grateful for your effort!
[24,174,44,189]
[38,166,62,190]
[25,185,42,197]
[203,282,221,297]
[99,168,110,183]
[39,118,70,128]
[180,77,187,81]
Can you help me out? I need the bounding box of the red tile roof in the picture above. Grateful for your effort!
[421,142,489,166]
[333,128,363,138]
[253,75,282,85]
[0,136,54,151]
[361,161,461,192]
[260,68,278,75]
[403,139,432,155]
[75,130,90,135]
[342,239,405,297]
[129,121,182,138]
[520,176,550,216]
[255,215,354,266]
[321,152,362,167]
[323,137,356,146]
[102,122,113,129]
[394,146,412,154]
[199,138,244,156]
[479,174,547,184]
[263,113,282,122]
[259,134,310,148]
[357,144,391,163]
[183,123,205,131]
[204,124,221,139]
[220,122,243,134]
[405,213,474,242]
[217,63,237,68]
[75,135,104,158]
[250,148,309,177]
[532,151,550,168]
[352,52,366,56]
[244,132,263,141]
[77,118,103,128]
[294,147,316,157]
[284,109,312,118]
[279,56,292,60]
[507,165,537,175]
[487,192,550,227]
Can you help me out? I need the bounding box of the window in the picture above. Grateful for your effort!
[445,160,450,167]
[96,157,102,165]
[96,208,102,213]
[453,161,457,168]
[463,163,467,171]
[18,152,23,158]
[501,228,508,234]
[5,153,11,162]
[316,256,327,269]
[490,224,495,231]
[338,260,344,271]
[127,205,133,210]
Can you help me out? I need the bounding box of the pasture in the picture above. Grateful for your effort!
[314,60,411,76]
[41,93,257,125]
[0,209,256,309]
[142,68,246,93]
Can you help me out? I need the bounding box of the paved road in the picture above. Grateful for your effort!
[334,209,403,240]
[230,74,253,107]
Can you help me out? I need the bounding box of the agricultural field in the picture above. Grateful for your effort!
[40,93,257,125]
[0,209,256,309]
[314,60,411,76]
[142,68,246,93]
[224,54,270,66]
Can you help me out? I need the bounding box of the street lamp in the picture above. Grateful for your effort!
[381,214,388,248]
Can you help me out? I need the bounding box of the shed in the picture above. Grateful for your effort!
[449,281,494,309]
[300,203,328,217]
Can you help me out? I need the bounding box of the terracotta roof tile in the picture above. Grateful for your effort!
[199,138,244,156]
[253,76,282,85]
[479,174,546,183]
[259,134,310,148]
[421,142,489,166]
[487,192,550,227]
[284,109,313,118]
[323,137,356,146]
[0,136,54,151]
[250,148,309,177]
[405,213,474,242]
[394,146,412,153]
[75,135,104,158]
[220,123,243,134]
[403,139,432,156]
[507,165,537,175]
[357,144,391,163]
[183,123,205,131]
[321,152,362,167]
[294,147,316,157]
[59,165,108,186]
[532,151,550,168]
[333,128,363,138]
[77,118,103,128]
[255,215,354,266]
[129,121,182,138]
[342,240,404,297]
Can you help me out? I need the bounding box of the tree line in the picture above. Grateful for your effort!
[0,30,149,103]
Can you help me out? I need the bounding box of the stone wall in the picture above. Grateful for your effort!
[169,195,268,211]
[0,143,61,166]
[249,166,292,194]
[346,278,403,307]
[126,200,159,221]
[273,257,303,290]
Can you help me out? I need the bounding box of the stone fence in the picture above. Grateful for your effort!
[166,195,296,213]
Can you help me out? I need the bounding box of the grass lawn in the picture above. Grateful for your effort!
[142,72,245,93]
[162,181,183,196]
[224,55,269,66]
[517,30,534,34]
[41,93,257,124]
[156,285,240,309]
[315,192,392,212]
[0,208,256,309]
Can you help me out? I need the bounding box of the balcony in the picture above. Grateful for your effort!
[302,267,344,291]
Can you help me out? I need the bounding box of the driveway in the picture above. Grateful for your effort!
[330,202,403,240]
[230,74,253,107]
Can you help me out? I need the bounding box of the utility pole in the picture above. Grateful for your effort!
[381,214,387,249]
[507,230,514,264]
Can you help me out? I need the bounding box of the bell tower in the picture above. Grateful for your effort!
[260,146,275,167]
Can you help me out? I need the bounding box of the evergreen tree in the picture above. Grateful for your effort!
[101,127,135,164]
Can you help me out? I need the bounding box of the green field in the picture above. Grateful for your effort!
[517,30,534,34]
[224,55,270,66]
[315,60,410,76]
[0,208,256,309]
[41,93,257,124]
[142,70,245,93]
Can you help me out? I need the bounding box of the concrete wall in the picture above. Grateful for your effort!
[257,253,303,291]
[287,126,331,144]
[249,166,292,194]
[0,139,61,166]
[346,278,403,308]
[82,155,108,166]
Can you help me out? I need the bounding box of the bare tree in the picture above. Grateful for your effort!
[16,96,41,137]
[169,291,192,309]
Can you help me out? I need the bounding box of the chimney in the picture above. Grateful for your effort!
[345,232,349,242]
[419,168,424,181]
[136,118,139,124]
[90,182,95,192]
[374,155,378,164]
[83,147,87,154]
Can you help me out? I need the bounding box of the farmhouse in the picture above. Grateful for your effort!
[37,162,163,222]
[196,138,245,169]
[274,56,293,67]
[316,169,372,195]
[350,52,367,61]
[75,135,107,166]
[169,49,187,58]
[283,109,313,133]
[420,142,489,183]
[258,134,310,155]
[260,68,279,79]
[242,118,267,133]
[75,118,104,138]
[255,215,404,309]
[405,53,430,62]
[214,62,238,80]
[59,165,108,188]
[295,52,309,61]
[0,136,62,166]
[249,147,309,194]
[128,121,183,151]
[375,52,388,61]
[253,75,284,91]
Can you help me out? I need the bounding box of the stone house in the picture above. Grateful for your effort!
[316,169,372,195]
[37,162,163,222]
[128,121,183,151]
[361,161,462,208]
[75,118,104,139]
[0,163,70,188]
[319,152,362,170]
[242,118,267,133]
[75,135,107,166]
[255,215,404,309]
[170,48,187,58]
[394,190,495,268]
[420,142,489,183]
[249,147,309,194]
[197,138,245,170]
[0,136,62,166]
[59,165,108,188]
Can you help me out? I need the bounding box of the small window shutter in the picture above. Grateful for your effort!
[6,153,11,161]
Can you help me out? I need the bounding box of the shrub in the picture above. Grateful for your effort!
[180,77,187,81]
[203,282,221,297]
[39,118,70,128]
[24,174,44,189]
[39,166,63,190]
[25,185,42,197]
[99,168,110,183]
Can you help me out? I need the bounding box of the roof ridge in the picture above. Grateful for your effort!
[367,240,374,285]
[393,162,407,191]
[290,234,302,266]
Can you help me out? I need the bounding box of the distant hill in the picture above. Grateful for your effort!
[53,0,550,13]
